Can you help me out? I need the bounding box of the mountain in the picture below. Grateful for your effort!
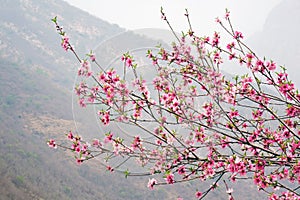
[0,0,170,199]
[1,0,294,199]
[0,0,211,199]
[248,0,300,88]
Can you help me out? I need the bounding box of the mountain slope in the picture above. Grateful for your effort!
[0,0,292,199]
[0,0,200,199]
[248,0,300,87]
[0,0,166,199]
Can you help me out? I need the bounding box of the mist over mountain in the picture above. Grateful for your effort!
[248,0,300,87]
[0,0,168,199]
[0,0,206,199]
[0,0,298,199]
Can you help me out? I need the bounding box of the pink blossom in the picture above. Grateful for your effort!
[89,54,96,62]
[161,10,166,20]
[226,42,235,52]
[234,31,243,39]
[98,110,110,125]
[67,131,73,140]
[229,110,239,119]
[245,53,254,67]
[75,145,81,153]
[147,178,157,190]
[224,9,230,20]
[268,193,279,200]
[92,139,102,147]
[121,55,125,61]
[61,36,70,51]
[106,165,114,172]
[165,173,175,184]
[253,175,261,185]
[286,105,299,117]
[203,36,210,43]
[215,17,221,23]
[252,109,263,120]
[78,60,92,77]
[177,165,186,175]
[104,132,113,143]
[277,72,288,84]
[226,188,233,194]
[212,32,220,47]
[228,195,234,200]
[213,51,222,64]
[126,57,132,67]
[133,105,142,119]
[279,82,295,97]
[79,98,86,107]
[131,136,142,150]
[266,61,276,71]
[47,139,57,149]
[76,157,83,164]
[253,59,264,72]
[195,191,202,198]
[195,127,205,143]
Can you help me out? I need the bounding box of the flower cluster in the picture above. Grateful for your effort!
[50,10,300,200]
[67,131,91,164]
[47,139,57,149]
[78,60,92,77]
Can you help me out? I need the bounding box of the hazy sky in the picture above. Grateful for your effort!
[63,0,282,37]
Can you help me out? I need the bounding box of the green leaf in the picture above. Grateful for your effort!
[233,75,239,81]
[124,169,130,178]
[51,16,57,23]
[132,63,137,69]
[280,65,286,71]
